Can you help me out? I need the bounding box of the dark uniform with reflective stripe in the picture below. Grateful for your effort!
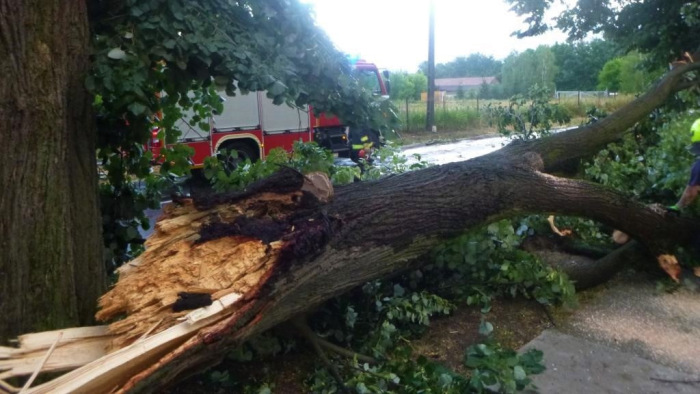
[349,128,376,162]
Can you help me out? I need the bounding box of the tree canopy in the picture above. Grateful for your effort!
[506,0,700,66]
[501,46,557,96]
[597,51,661,93]
[419,53,503,78]
[90,0,397,269]
[551,39,618,91]
[389,71,428,101]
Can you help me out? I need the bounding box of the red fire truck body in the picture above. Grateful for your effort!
[149,61,388,167]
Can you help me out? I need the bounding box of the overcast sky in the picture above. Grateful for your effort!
[301,0,571,72]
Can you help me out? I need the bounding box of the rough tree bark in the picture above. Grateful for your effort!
[4,58,700,393]
[0,0,105,341]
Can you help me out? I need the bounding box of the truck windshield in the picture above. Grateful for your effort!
[354,69,382,95]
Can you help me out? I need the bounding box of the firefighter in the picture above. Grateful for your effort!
[348,127,379,164]
[670,117,700,211]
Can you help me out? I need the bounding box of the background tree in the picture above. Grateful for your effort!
[507,0,700,66]
[456,85,466,99]
[478,80,491,99]
[420,53,503,78]
[501,46,558,96]
[551,39,618,90]
[597,52,662,93]
[597,57,623,92]
[409,72,428,98]
[388,71,427,101]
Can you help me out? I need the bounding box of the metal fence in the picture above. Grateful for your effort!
[554,90,618,106]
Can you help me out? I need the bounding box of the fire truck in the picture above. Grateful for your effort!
[149,61,389,168]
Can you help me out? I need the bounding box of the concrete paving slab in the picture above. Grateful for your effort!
[562,270,700,375]
[521,330,700,394]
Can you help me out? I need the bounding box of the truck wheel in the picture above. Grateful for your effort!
[217,141,259,172]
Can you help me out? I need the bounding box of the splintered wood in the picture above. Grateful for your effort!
[96,191,301,350]
[0,327,112,381]
[1,170,331,392]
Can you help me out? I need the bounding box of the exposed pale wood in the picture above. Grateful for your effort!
[0,336,111,380]
[20,332,62,392]
[12,326,109,353]
[26,305,237,394]
[1,326,111,381]
[658,254,682,282]
[302,172,333,203]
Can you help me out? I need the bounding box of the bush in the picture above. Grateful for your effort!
[556,94,634,120]
[585,112,699,205]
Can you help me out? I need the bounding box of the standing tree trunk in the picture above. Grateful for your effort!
[0,0,104,342]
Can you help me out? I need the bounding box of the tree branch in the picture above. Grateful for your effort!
[490,61,700,172]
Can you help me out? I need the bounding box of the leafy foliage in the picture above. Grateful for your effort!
[465,342,545,393]
[551,39,619,91]
[501,46,558,96]
[298,215,570,392]
[309,353,470,393]
[88,0,397,269]
[306,251,554,393]
[427,220,577,309]
[419,53,503,79]
[389,72,428,101]
[506,0,700,67]
[585,112,700,208]
[203,141,429,192]
[487,85,571,140]
[597,52,662,93]
[360,144,431,181]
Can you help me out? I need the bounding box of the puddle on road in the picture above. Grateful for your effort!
[402,136,509,165]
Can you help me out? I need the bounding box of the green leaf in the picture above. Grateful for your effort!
[438,373,453,387]
[393,284,405,297]
[513,365,527,381]
[128,102,148,116]
[107,48,127,60]
[268,80,287,96]
[478,320,493,336]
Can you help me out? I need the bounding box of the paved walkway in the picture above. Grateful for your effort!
[521,270,700,393]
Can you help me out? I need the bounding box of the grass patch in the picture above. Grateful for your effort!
[389,95,634,146]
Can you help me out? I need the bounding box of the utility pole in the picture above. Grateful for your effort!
[426,0,436,132]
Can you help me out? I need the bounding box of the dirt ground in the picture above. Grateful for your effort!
[410,298,553,374]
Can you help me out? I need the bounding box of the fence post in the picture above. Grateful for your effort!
[476,95,479,113]
[577,91,581,107]
[405,97,409,132]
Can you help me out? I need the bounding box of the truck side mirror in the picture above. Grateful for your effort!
[382,70,391,95]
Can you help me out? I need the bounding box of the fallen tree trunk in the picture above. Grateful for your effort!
[523,235,650,290]
[3,61,700,394]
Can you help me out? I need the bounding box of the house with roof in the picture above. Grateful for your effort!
[435,77,498,96]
